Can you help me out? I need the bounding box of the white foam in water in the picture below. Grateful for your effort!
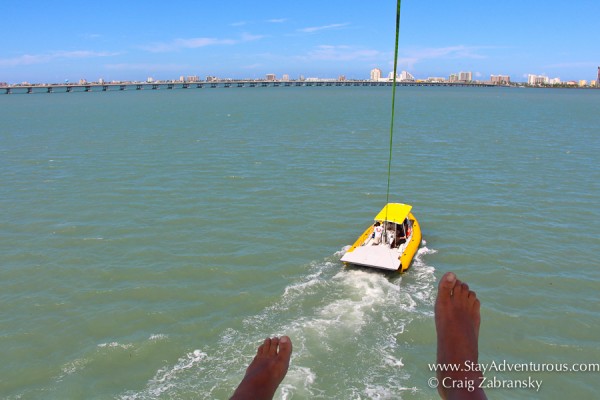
[282,269,324,299]
[121,350,208,400]
[98,342,133,349]
[279,366,317,399]
[364,383,419,399]
[120,246,437,398]
[294,269,409,336]
[58,357,90,379]
[151,350,206,385]
[406,246,438,309]
[382,353,404,368]
[148,333,168,341]
[334,245,351,257]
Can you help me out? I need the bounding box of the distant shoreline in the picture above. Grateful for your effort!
[2,79,598,95]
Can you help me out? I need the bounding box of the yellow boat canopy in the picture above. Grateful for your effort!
[374,203,412,225]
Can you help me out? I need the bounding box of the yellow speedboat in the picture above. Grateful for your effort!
[340,203,421,272]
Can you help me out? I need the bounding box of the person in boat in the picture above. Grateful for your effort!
[372,221,384,245]
[386,222,396,246]
[231,272,486,399]
[391,223,407,248]
[403,218,411,237]
[389,218,411,248]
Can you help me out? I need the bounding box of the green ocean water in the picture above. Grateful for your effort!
[1,86,598,399]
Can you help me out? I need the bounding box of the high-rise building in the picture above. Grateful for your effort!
[449,74,458,82]
[597,67,600,85]
[491,75,510,85]
[399,70,415,81]
[458,71,472,82]
[370,68,382,81]
[528,74,550,86]
[266,74,276,81]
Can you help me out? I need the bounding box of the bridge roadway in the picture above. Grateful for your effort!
[3,80,494,94]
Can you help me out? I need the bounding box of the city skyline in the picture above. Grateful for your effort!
[1,0,599,84]
[5,66,599,87]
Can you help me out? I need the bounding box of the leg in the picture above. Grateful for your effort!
[231,336,292,400]
[435,272,487,399]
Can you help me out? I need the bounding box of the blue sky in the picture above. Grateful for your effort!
[1,0,598,83]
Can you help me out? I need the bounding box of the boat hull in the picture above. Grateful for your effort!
[399,213,421,272]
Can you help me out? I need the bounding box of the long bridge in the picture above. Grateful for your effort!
[2,80,494,95]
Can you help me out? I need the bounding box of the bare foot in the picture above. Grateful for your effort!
[230,336,292,400]
[435,272,487,399]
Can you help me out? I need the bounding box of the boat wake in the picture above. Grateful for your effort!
[118,246,437,399]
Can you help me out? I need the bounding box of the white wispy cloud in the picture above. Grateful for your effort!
[302,45,383,61]
[231,18,287,27]
[396,45,489,69]
[413,45,487,59]
[241,33,266,41]
[0,50,120,67]
[241,63,262,69]
[545,61,596,69]
[104,63,190,71]
[57,50,120,58]
[142,38,235,52]
[298,23,349,33]
[142,33,264,53]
